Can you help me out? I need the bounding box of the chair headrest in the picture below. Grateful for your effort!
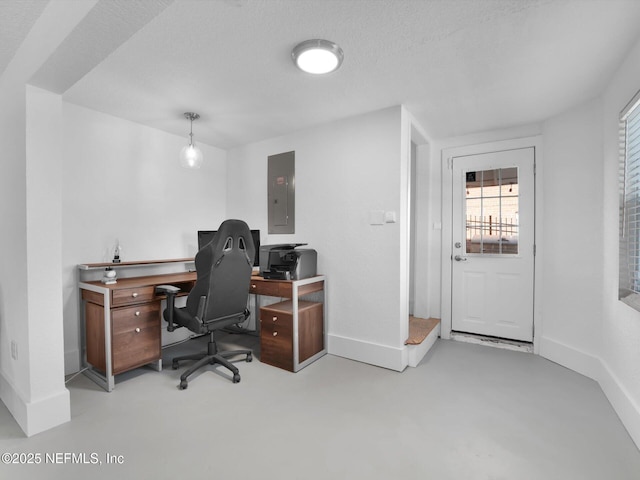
[203,219,255,266]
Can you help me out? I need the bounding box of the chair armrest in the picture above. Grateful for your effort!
[156,285,181,332]
[156,284,181,295]
[195,296,206,324]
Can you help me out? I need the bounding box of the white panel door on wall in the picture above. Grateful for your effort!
[451,147,535,342]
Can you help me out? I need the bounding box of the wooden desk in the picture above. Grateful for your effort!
[79,266,325,391]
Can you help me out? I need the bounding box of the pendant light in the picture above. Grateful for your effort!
[179,112,203,169]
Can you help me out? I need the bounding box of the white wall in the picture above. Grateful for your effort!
[533,35,640,448]
[24,86,70,433]
[0,51,31,438]
[410,143,429,318]
[227,106,411,370]
[61,103,228,374]
[601,34,640,447]
[538,98,604,378]
[0,0,98,437]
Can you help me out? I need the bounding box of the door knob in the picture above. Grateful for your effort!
[454,255,467,262]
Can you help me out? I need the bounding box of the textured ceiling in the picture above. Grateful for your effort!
[30,0,172,94]
[8,0,640,148]
[0,0,47,77]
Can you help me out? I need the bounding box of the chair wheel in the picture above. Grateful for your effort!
[179,380,188,390]
[172,360,179,370]
[246,353,253,362]
[233,374,241,383]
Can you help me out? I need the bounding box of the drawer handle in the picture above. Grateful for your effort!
[272,316,277,322]
[251,284,256,289]
[135,327,141,333]
[135,311,141,316]
[273,332,278,337]
[131,292,139,298]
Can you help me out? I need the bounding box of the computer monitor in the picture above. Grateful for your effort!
[197,229,261,266]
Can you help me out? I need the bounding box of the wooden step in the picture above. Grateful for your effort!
[405,316,440,345]
[406,316,441,368]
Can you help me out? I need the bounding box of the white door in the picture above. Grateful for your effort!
[451,148,535,342]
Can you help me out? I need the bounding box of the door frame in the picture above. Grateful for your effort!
[440,136,543,354]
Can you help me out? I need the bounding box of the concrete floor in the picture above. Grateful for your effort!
[1,336,639,479]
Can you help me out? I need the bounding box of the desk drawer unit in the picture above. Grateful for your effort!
[260,309,294,371]
[84,299,161,376]
[260,300,324,372]
[111,303,161,374]
[79,267,197,392]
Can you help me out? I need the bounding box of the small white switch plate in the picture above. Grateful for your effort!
[384,211,396,223]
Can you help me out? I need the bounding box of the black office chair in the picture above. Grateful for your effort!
[156,219,255,389]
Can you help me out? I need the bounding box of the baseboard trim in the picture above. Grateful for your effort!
[0,371,28,434]
[538,336,640,450]
[538,336,600,380]
[328,334,407,372]
[598,360,640,449]
[0,371,70,437]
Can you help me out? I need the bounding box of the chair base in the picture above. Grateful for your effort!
[172,333,252,389]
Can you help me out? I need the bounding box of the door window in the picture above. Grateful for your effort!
[465,167,519,255]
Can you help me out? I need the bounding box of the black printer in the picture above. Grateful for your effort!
[259,244,317,280]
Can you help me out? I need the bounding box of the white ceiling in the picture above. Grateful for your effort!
[0,0,47,75]
[7,0,640,149]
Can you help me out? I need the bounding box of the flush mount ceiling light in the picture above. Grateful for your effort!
[292,39,344,74]
[179,112,203,169]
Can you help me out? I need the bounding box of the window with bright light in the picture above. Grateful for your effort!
[619,89,640,310]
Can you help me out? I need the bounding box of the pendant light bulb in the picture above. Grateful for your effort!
[179,143,203,169]
[180,112,203,169]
